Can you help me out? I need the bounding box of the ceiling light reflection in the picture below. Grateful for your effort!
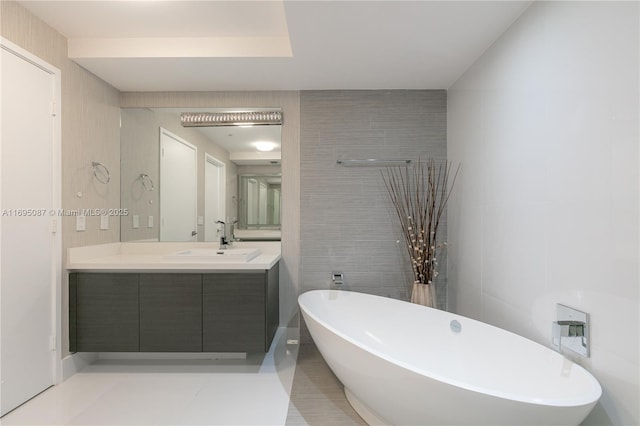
[255,142,275,152]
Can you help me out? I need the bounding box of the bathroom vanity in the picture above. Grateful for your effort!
[67,242,280,353]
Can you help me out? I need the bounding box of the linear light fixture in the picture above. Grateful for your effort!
[181,111,283,127]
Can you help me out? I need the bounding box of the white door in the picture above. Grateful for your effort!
[159,128,197,241]
[0,40,60,416]
[204,154,225,242]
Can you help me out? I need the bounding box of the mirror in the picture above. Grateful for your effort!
[120,107,282,242]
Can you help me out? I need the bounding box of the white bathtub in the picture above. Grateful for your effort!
[298,290,601,426]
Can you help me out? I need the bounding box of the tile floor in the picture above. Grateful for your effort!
[1,328,364,426]
[285,342,365,425]
[1,328,297,425]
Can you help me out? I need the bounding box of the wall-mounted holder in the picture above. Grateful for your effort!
[552,303,590,357]
[332,272,344,287]
[92,161,111,184]
[139,173,154,191]
[337,159,411,167]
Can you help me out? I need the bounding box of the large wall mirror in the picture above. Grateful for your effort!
[120,107,282,242]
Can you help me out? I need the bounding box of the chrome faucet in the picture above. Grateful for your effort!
[551,304,590,357]
[216,220,229,249]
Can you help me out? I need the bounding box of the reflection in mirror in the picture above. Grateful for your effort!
[239,174,282,229]
[120,107,281,242]
[159,128,198,241]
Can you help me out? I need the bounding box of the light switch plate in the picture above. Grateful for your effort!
[100,215,109,230]
[132,215,139,229]
[147,215,153,228]
[76,215,86,231]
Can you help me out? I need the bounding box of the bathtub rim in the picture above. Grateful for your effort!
[298,289,602,409]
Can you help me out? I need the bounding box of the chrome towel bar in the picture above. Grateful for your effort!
[336,159,411,166]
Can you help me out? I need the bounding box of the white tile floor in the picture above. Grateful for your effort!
[1,328,299,426]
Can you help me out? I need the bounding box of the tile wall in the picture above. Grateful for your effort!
[300,90,447,304]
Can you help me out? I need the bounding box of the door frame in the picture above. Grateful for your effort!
[0,37,62,385]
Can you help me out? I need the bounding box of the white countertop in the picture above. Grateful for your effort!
[67,241,281,272]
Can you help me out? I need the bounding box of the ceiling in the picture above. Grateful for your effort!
[19,0,532,92]
[194,120,282,166]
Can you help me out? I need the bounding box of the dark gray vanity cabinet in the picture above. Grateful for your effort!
[202,264,279,353]
[139,274,202,352]
[265,264,279,348]
[203,274,263,352]
[69,262,279,353]
[69,273,140,352]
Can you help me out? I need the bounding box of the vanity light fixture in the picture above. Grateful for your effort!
[181,111,282,127]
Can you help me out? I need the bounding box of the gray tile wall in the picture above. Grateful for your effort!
[300,90,447,305]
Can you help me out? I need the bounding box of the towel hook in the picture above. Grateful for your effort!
[92,161,111,184]
[139,173,154,191]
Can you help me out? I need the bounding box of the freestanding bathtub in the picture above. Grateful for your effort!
[298,290,601,426]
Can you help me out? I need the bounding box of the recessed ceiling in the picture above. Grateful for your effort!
[18,1,532,91]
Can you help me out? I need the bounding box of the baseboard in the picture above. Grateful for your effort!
[96,352,247,360]
[61,352,98,381]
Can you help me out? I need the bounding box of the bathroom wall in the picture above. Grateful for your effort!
[447,2,638,425]
[237,165,281,176]
[1,1,121,359]
[119,108,161,242]
[300,90,447,304]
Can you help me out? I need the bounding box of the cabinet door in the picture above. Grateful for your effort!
[139,274,202,352]
[203,273,265,352]
[266,263,280,349]
[73,273,139,352]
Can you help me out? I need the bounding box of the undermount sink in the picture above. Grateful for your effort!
[165,247,261,262]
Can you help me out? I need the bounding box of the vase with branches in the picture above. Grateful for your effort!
[381,158,459,308]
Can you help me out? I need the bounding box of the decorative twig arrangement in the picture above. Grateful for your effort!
[382,158,459,306]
